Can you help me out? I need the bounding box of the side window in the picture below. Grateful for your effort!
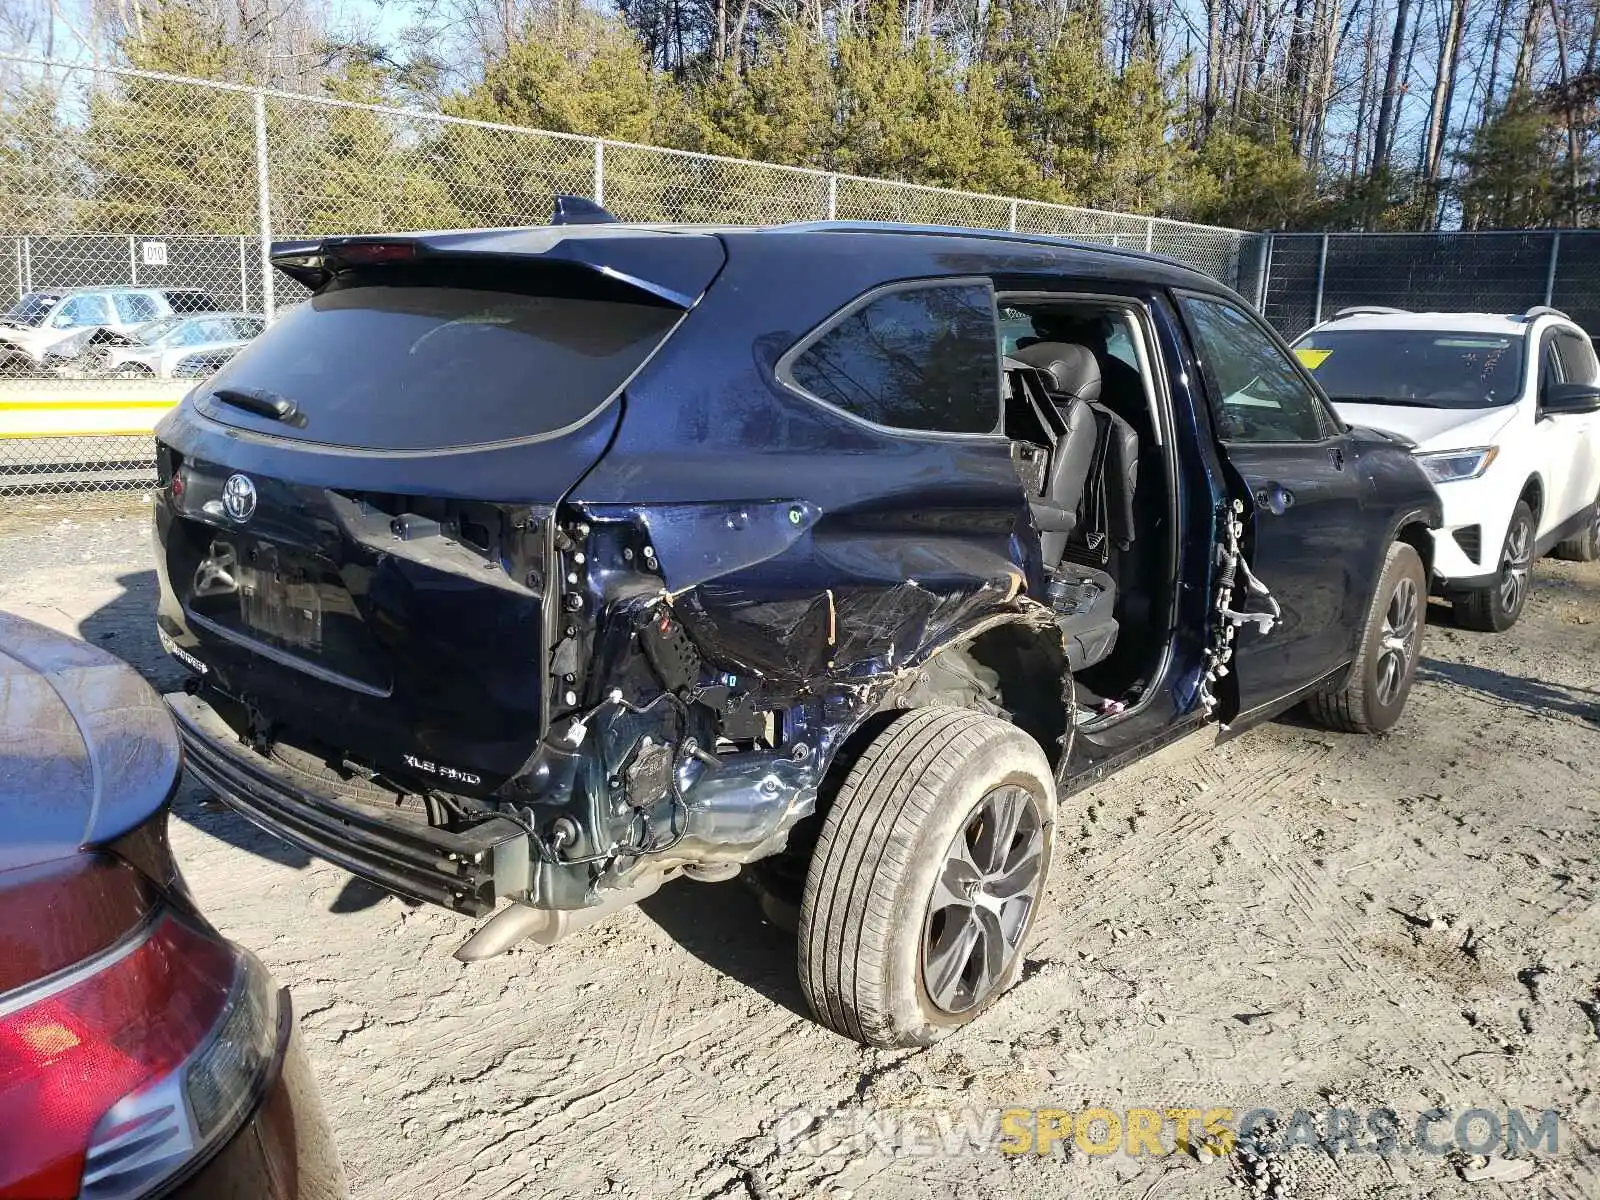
[54,295,113,328]
[1105,323,1138,370]
[115,293,161,324]
[1540,331,1563,401]
[1180,295,1330,443]
[1555,329,1597,385]
[785,281,1000,434]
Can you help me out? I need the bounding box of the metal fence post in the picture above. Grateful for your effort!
[20,236,31,293]
[1258,233,1275,309]
[128,235,138,286]
[253,91,276,320]
[1009,198,1018,232]
[1545,231,1562,306]
[14,238,24,300]
[238,235,250,311]
[593,141,605,207]
[827,174,838,220]
[1144,217,1155,253]
[1313,233,1330,325]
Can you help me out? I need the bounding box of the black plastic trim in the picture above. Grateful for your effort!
[166,692,524,916]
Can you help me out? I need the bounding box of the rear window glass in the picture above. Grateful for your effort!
[199,285,678,450]
[784,281,1000,434]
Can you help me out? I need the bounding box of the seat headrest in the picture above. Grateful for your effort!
[1013,342,1101,404]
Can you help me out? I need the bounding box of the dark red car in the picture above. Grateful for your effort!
[0,611,344,1200]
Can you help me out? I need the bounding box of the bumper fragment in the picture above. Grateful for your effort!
[164,691,528,915]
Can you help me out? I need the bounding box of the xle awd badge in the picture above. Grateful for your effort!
[221,474,257,523]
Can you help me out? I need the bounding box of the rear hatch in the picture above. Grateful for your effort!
[153,229,724,793]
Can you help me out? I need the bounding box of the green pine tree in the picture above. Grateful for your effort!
[77,4,257,234]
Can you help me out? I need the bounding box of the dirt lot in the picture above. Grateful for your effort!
[2,496,1596,1200]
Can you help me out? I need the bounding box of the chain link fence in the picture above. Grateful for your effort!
[0,53,1254,497]
[1257,230,1600,340]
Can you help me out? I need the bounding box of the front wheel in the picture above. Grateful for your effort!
[1304,540,1427,734]
[1455,500,1535,631]
[797,707,1056,1047]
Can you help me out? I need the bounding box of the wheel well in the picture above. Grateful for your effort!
[1520,477,1544,523]
[948,621,1070,768]
[1395,520,1433,581]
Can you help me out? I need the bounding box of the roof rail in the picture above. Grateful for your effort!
[1520,305,1571,322]
[1331,305,1410,319]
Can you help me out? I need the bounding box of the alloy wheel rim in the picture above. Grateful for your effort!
[1499,515,1533,612]
[921,785,1044,1014]
[1374,575,1419,706]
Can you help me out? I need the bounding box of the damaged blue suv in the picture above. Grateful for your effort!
[153,207,1440,1047]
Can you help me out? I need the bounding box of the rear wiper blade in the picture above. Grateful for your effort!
[211,386,299,422]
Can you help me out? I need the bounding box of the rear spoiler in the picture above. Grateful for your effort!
[269,223,724,309]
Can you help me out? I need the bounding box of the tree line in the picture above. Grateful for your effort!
[3,0,1599,234]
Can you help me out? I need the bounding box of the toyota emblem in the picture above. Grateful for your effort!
[221,473,257,523]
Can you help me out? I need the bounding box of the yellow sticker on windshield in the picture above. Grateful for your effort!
[1294,348,1332,369]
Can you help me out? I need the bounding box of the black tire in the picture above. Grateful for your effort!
[797,706,1055,1048]
[1455,500,1535,632]
[1304,540,1427,734]
[1552,492,1600,562]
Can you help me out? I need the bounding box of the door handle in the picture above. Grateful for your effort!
[1255,483,1295,515]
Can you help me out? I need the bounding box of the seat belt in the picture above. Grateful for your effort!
[1081,405,1113,564]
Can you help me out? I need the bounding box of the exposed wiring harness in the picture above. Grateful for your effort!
[1199,499,1282,717]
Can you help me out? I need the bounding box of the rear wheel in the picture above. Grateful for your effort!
[1304,540,1426,734]
[1552,490,1600,562]
[797,707,1055,1047]
[1456,501,1534,631]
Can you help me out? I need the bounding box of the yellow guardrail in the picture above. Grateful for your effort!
[0,382,185,438]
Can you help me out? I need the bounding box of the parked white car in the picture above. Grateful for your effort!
[1294,306,1600,631]
[49,313,267,380]
[0,287,198,374]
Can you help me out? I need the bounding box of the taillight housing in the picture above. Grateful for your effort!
[0,912,279,1200]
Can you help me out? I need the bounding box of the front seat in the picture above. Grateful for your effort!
[1010,343,1122,673]
[1014,342,1139,559]
[1012,344,1101,565]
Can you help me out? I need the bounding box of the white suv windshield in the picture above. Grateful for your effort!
[1294,329,1525,409]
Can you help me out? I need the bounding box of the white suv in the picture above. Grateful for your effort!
[1293,306,1600,631]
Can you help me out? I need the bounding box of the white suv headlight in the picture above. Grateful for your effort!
[1415,446,1499,483]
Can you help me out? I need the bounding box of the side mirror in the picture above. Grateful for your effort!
[1542,381,1600,415]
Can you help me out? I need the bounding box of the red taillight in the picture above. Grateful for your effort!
[333,241,418,267]
[0,914,259,1200]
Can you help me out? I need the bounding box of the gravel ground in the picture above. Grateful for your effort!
[2,495,1597,1200]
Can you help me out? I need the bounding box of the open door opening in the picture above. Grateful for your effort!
[998,296,1178,722]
